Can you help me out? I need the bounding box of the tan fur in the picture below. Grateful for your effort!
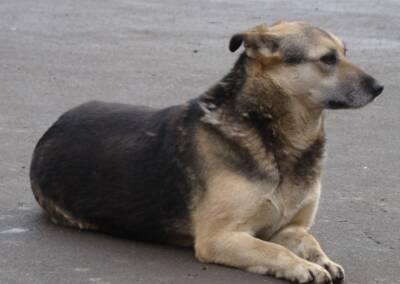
[188,21,351,284]
[242,65,324,150]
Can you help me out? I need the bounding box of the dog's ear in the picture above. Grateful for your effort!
[229,34,245,52]
[229,24,281,57]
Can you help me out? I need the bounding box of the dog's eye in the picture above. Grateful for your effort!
[320,52,337,65]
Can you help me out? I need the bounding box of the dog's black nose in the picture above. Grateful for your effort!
[363,76,384,97]
[371,82,384,97]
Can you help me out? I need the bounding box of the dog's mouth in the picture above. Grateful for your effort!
[325,90,354,109]
[326,100,349,109]
[326,89,376,110]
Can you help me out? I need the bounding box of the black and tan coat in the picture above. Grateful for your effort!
[30,21,383,284]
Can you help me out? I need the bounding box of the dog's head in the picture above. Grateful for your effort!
[230,21,383,109]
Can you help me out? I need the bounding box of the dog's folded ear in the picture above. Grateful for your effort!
[229,34,244,52]
[229,24,281,57]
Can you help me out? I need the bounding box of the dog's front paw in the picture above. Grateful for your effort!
[275,261,332,284]
[316,258,345,283]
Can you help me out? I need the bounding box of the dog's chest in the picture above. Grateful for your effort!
[244,137,325,236]
[192,124,324,238]
[254,177,321,238]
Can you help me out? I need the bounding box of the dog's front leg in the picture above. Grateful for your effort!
[270,225,345,283]
[195,231,332,283]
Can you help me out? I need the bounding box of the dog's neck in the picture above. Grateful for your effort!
[200,53,325,153]
[241,76,325,153]
[197,55,326,184]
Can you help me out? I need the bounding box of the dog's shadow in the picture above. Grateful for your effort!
[26,211,288,284]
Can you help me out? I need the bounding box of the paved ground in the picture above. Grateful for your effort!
[0,1,399,283]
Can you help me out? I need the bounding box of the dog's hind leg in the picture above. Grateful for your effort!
[31,182,98,230]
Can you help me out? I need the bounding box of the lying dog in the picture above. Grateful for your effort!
[30,21,383,283]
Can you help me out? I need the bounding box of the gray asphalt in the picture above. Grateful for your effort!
[1,1,399,283]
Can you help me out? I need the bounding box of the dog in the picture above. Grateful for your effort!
[30,21,383,283]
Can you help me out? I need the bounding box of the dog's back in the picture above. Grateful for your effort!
[30,100,194,241]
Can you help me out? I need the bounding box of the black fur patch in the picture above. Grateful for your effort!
[282,46,305,65]
[30,101,200,241]
[201,52,247,107]
[201,123,271,182]
[293,134,326,184]
[246,110,325,185]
